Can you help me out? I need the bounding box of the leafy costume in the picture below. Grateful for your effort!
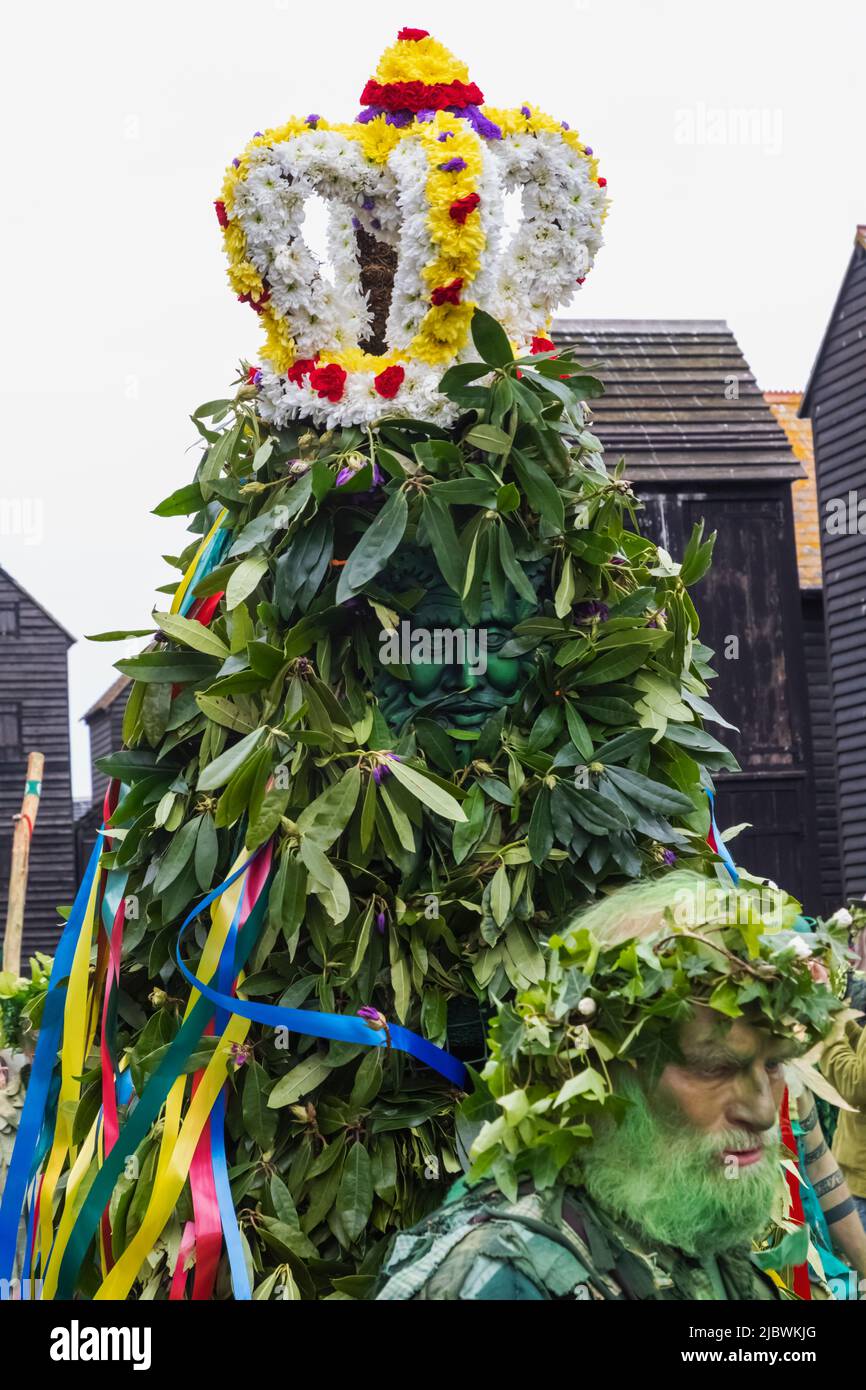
[377,1179,781,1301]
[378,872,848,1300]
[0,33,783,1302]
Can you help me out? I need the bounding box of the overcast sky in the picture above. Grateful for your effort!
[1,0,863,797]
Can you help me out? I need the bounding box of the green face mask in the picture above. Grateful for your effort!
[580,1074,783,1257]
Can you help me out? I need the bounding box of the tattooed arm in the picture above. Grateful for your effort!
[797,1089,866,1276]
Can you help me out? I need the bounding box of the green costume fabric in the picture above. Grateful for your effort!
[376,1178,783,1301]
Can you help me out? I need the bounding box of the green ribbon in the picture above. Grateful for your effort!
[25,780,42,797]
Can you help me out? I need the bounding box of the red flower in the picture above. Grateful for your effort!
[359,79,485,113]
[374,365,406,399]
[597,177,607,187]
[531,336,555,354]
[309,363,347,403]
[238,288,270,313]
[214,200,229,228]
[449,192,481,225]
[398,27,430,41]
[286,356,319,387]
[430,278,464,307]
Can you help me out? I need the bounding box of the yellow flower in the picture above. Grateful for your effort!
[355,116,406,166]
[374,34,471,87]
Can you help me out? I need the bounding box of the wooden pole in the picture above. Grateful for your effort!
[2,752,45,978]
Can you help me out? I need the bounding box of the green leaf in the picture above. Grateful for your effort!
[299,838,351,923]
[115,651,220,684]
[296,767,361,850]
[387,760,467,823]
[438,362,491,398]
[268,1055,333,1108]
[605,765,695,816]
[153,611,230,659]
[336,488,408,602]
[471,309,514,368]
[337,1142,373,1243]
[194,813,219,891]
[86,629,156,642]
[465,424,513,456]
[511,451,565,531]
[194,693,256,734]
[421,495,464,594]
[575,646,650,686]
[198,726,266,791]
[152,482,205,518]
[226,555,269,610]
[243,1060,277,1150]
[154,815,202,893]
[491,864,510,927]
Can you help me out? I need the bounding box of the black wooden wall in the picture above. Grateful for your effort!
[636,484,822,912]
[801,232,866,899]
[801,590,843,913]
[0,568,77,955]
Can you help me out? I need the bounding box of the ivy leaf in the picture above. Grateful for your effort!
[336,488,408,602]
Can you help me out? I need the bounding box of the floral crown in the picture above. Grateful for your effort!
[216,28,608,428]
[463,870,849,1197]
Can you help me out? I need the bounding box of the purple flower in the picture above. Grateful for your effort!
[361,195,376,211]
[584,145,593,156]
[647,609,667,630]
[461,105,502,140]
[610,554,626,566]
[375,911,387,935]
[253,130,263,138]
[371,217,382,231]
[372,753,401,784]
[305,114,321,127]
[662,849,677,866]
[232,157,240,168]
[521,105,532,118]
[574,600,610,624]
[356,107,380,124]
[437,131,455,142]
[561,120,571,131]
[358,1006,387,1032]
[416,109,436,123]
[439,156,468,173]
[385,110,413,128]
[251,369,262,386]
[351,215,361,231]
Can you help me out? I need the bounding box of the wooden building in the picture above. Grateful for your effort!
[0,566,78,955]
[765,392,842,914]
[555,320,824,911]
[800,227,866,900]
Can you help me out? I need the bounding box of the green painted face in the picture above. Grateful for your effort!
[374,552,542,733]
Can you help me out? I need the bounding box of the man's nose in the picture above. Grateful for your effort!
[461,660,479,690]
[726,1069,779,1134]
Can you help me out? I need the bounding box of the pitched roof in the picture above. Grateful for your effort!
[764,392,822,589]
[552,319,804,483]
[800,226,866,416]
[83,674,130,722]
[0,564,76,644]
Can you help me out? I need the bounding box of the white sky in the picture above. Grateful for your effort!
[1,0,863,797]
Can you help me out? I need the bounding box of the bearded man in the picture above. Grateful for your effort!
[376,871,847,1301]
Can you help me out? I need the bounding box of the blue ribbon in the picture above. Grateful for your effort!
[173,863,468,1089]
[179,524,232,617]
[0,840,102,1287]
[704,787,740,886]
